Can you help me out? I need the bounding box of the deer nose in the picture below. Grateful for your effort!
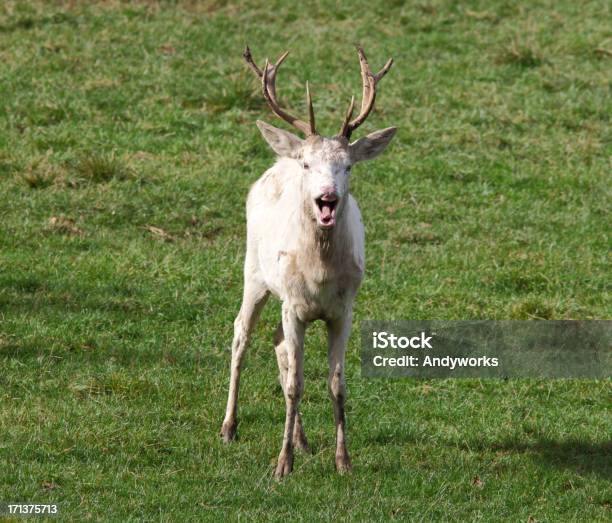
[319,187,338,201]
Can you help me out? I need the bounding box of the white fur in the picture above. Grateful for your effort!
[247,157,364,305]
[220,124,395,478]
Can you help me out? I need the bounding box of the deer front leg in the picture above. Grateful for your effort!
[274,322,310,452]
[327,310,353,473]
[275,304,305,479]
[220,280,269,443]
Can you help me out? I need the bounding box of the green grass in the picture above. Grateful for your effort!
[0,0,610,520]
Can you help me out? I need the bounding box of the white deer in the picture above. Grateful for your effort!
[220,46,396,478]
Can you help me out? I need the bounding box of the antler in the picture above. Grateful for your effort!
[243,46,316,136]
[338,46,393,139]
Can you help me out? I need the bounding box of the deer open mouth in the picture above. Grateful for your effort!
[314,195,338,229]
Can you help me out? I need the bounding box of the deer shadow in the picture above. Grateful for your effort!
[463,437,612,480]
[365,426,611,480]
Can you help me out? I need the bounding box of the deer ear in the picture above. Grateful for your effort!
[349,127,397,163]
[256,120,303,158]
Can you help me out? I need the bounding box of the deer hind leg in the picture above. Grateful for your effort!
[327,311,353,473]
[274,322,310,453]
[220,279,269,443]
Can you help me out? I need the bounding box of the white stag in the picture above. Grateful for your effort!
[220,46,396,478]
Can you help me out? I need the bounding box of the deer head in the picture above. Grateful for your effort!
[244,46,396,230]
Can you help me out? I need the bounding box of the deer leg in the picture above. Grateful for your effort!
[274,304,305,479]
[274,322,310,452]
[220,280,269,443]
[327,310,353,473]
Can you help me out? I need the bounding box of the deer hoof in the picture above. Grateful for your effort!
[293,431,311,453]
[219,420,237,443]
[335,453,352,474]
[274,450,293,479]
[293,437,311,454]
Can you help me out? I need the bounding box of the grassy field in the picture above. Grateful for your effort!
[0,0,610,520]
